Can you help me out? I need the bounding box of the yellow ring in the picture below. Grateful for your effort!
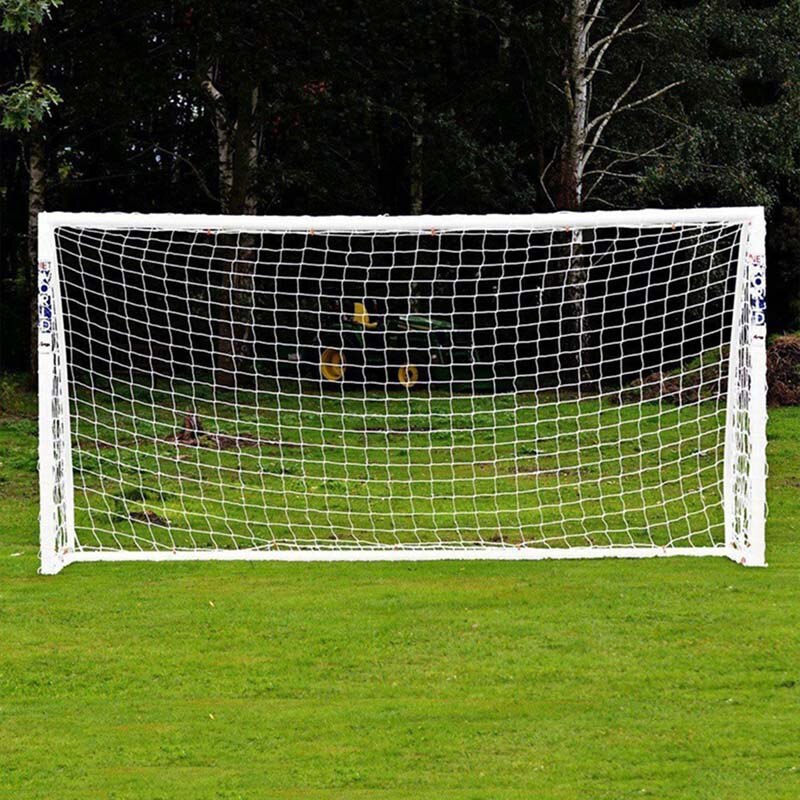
[397,364,419,388]
[320,348,345,382]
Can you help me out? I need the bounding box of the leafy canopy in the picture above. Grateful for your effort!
[0,0,62,131]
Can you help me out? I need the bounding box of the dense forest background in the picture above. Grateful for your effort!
[1,0,799,376]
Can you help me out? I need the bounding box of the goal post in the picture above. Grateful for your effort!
[37,208,767,573]
[38,220,76,575]
[723,211,767,565]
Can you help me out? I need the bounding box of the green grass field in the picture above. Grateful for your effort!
[2,377,800,799]
[68,372,726,553]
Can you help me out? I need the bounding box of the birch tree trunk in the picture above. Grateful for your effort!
[561,1,591,389]
[559,0,588,212]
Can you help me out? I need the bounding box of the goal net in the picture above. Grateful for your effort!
[38,209,767,573]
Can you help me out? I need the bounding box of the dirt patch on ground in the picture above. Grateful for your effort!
[768,335,800,406]
[167,413,299,451]
[129,510,170,527]
[620,337,800,408]
[622,360,725,406]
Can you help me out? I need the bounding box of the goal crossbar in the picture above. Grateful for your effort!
[40,207,764,233]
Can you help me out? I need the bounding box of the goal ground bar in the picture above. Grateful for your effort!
[46,545,751,568]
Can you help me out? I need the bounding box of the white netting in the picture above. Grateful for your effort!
[39,213,765,567]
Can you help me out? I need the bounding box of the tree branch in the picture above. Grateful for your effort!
[584,139,677,176]
[581,64,644,171]
[587,2,641,58]
[583,138,678,200]
[587,77,685,136]
[584,0,605,39]
[147,143,218,203]
[540,148,558,210]
[585,22,646,85]
[200,73,223,105]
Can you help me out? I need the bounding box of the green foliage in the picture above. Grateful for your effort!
[632,0,800,209]
[0,78,60,131]
[0,0,61,33]
[0,0,64,132]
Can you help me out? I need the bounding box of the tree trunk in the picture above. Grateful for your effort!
[204,76,260,388]
[559,0,588,212]
[27,23,46,389]
[203,67,233,212]
[409,94,424,214]
[228,85,259,215]
[565,229,596,391]
[213,242,257,388]
[560,0,593,390]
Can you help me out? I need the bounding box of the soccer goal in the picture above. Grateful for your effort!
[38,208,767,573]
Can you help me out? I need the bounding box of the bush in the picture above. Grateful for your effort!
[767,334,800,406]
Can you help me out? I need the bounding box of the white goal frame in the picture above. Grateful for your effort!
[38,208,767,573]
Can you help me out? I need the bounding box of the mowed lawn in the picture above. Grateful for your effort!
[1,380,799,799]
[69,373,728,552]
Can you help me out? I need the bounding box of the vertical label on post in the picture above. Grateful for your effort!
[748,252,766,339]
[38,260,53,351]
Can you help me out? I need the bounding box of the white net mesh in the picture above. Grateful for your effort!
[39,213,766,567]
